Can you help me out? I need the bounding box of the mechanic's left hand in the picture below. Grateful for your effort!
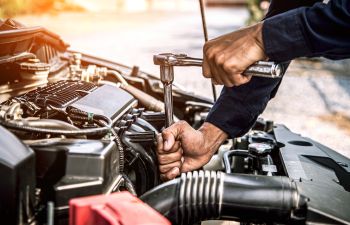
[202,22,267,87]
[157,121,227,181]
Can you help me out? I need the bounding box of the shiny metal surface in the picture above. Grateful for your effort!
[154,53,284,78]
[160,64,174,84]
[164,84,174,127]
[155,52,283,128]
[157,61,175,127]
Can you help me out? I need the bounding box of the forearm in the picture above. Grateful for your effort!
[198,122,228,154]
[204,0,350,138]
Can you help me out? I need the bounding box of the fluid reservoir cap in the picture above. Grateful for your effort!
[248,142,273,156]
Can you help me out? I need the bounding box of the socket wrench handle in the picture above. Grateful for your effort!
[154,54,285,78]
[243,61,284,78]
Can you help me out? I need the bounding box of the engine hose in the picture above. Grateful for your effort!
[68,114,90,122]
[67,115,107,131]
[67,108,112,126]
[115,135,125,173]
[0,119,110,136]
[107,70,165,112]
[68,114,104,127]
[223,150,255,173]
[121,173,136,196]
[22,119,80,131]
[141,171,306,225]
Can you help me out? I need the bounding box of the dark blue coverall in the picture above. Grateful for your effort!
[206,0,350,138]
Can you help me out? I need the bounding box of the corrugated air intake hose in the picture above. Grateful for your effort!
[140,171,307,225]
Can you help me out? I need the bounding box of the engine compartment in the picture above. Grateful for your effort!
[0,19,349,225]
[0,64,169,223]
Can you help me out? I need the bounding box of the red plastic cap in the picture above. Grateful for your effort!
[70,191,171,225]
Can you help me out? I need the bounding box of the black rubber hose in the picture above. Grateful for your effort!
[0,119,110,136]
[141,171,306,225]
[223,150,255,173]
[23,119,80,131]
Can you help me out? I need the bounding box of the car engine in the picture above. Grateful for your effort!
[0,19,349,225]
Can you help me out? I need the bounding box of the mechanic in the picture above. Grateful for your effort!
[157,0,350,180]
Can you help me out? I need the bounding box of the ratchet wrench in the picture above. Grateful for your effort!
[154,53,285,127]
[154,53,284,78]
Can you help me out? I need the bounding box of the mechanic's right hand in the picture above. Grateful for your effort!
[157,121,228,181]
[202,22,266,87]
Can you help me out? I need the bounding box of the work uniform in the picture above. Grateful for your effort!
[206,0,350,138]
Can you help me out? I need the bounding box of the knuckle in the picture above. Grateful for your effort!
[206,49,216,60]
[159,165,168,173]
[202,71,212,79]
[161,129,170,137]
[203,40,214,51]
[203,73,211,78]
[175,150,181,157]
[214,53,225,66]
[157,154,165,162]
[175,161,182,168]
[173,144,181,153]
[160,174,171,181]
[223,62,233,73]
[156,133,162,142]
[178,120,187,127]
[167,173,175,180]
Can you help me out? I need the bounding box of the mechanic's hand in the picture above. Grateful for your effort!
[157,121,227,181]
[203,22,267,87]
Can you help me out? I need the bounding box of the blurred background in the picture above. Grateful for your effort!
[1,0,349,158]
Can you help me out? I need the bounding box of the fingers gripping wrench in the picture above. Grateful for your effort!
[154,53,285,127]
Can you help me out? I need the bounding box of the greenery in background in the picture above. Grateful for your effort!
[246,0,265,25]
[0,0,84,17]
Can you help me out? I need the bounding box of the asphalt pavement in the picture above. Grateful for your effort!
[19,7,350,157]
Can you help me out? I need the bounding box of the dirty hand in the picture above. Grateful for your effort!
[157,121,227,181]
[202,22,267,87]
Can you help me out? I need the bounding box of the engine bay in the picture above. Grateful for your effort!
[0,19,349,225]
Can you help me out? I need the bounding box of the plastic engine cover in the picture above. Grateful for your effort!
[69,192,171,225]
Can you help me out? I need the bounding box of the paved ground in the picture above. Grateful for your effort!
[19,7,350,158]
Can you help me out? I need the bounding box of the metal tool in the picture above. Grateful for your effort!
[198,0,217,101]
[156,56,174,127]
[154,53,284,127]
[154,53,284,78]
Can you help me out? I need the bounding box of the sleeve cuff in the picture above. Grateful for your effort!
[263,7,312,61]
[205,86,259,138]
